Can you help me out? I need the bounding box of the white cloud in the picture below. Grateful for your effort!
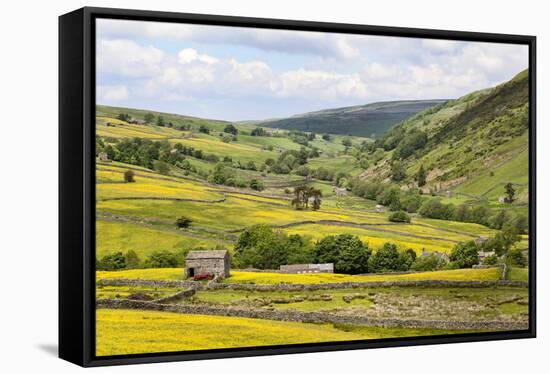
[95,19,529,119]
[421,39,461,53]
[178,48,218,65]
[279,69,369,100]
[97,39,164,77]
[97,85,128,102]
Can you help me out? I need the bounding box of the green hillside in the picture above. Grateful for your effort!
[361,70,529,209]
[262,100,446,137]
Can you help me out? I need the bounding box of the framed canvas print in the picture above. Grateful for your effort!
[59,7,536,367]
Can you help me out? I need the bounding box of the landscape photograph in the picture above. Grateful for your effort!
[94,18,530,356]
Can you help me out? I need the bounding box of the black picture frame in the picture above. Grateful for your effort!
[59,6,537,367]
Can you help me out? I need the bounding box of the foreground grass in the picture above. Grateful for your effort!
[96,268,500,283]
[95,309,475,356]
[96,309,365,355]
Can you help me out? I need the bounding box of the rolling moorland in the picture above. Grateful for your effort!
[94,69,530,356]
[260,99,446,137]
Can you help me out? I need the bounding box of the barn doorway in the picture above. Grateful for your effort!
[188,268,195,278]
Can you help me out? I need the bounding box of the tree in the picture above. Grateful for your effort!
[310,188,322,211]
[123,169,135,183]
[314,234,370,274]
[388,211,411,223]
[391,161,406,182]
[504,249,527,267]
[97,252,126,270]
[117,113,131,122]
[342,138,352,147]
[234,225,306,269]
[146,250,178,268]
[198,125,210,134]
[322,134,331,141]
[359,157,369,170]
[449,241,479,268]
[124,250,141,269]
[367,243,412,273]
[250,127,267,136]
[291,185,309,210]
[156,115,165,126]
[295,165,311,177]
[154,160,170,175]
[224,124,238,135]
[416,164,427,187]
[144,112,155,123]
[246,161,257,171]
[505,182,516,203]
[176,216,192,228]
[307,132,316,141]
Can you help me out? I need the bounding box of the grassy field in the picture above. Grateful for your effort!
[96,220,227,258]
[96,268,500,283]
[96,309,476,356]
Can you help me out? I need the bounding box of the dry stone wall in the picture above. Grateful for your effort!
[96,298,528,331]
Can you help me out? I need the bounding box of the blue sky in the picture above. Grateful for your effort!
[97,19,528,121]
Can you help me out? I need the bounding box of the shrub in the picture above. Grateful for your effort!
[449,241,479,268]
[388,211,411,223]
[97,252,126,271]
[249,179,264,191]
[124,250,141,269]
[145,250,179,268]
[482,254,498,265]
[411,254,447,271]
[176,216,192,228]
[123,170,135,183]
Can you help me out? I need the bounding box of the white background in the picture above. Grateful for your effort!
[0,0,547,372]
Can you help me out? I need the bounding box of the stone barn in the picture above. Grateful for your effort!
[333,187,348,197]
[280,263,334,274]
[98,152,109,161]
[185,250,230,278]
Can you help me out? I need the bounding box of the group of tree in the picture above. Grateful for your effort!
[266,147,318,175]
[223,124,238,135]
[348,178,528,233]
[234,226,433,274]
[207,163,264,191]
[291,185,322,210]
[96,249,190,271]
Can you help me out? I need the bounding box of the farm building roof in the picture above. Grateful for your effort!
[186,250,228,260]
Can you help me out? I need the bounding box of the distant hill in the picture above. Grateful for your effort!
[261,100,447,137]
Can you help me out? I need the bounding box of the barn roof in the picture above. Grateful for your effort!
[186,250,228,260]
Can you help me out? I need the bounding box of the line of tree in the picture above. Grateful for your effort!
[348,178,528,234]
